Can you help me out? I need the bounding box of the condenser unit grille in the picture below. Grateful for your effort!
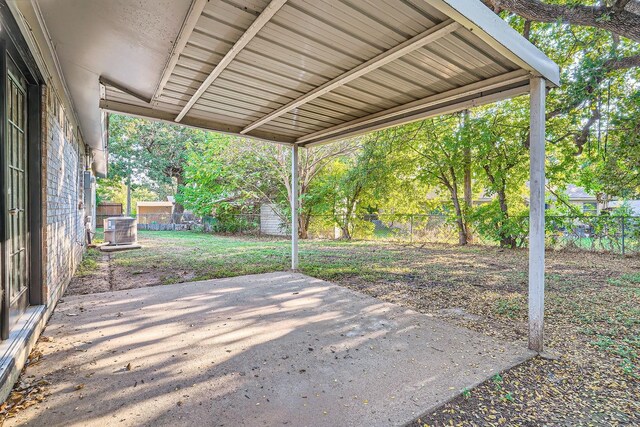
[104,217,137,245]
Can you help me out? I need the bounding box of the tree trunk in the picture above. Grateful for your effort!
[496,187,517,248]
[172,202,185,224]
[299,212,310,239]
[450,184,468,246]
[444,167,468,246]
[335,210,351,240]
[339,225,351,240]
[463,163,473,243]
[172,175,185,224]
[339,200,357,240]
[126,175,132,217]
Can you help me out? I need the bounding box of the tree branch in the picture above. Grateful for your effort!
[603,53,640,70]
[482,0,640,42]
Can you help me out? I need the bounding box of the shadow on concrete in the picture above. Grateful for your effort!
[7,272,533,427]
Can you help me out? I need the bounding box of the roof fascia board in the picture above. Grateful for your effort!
[301,84,530,147]
[296,69,530,144]
[425,0,560,86]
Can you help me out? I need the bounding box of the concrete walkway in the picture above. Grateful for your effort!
[7,273,533,426]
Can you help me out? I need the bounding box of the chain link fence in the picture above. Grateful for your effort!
[135,213,263,234]
[546,215,639,255]
[104,212,640,255]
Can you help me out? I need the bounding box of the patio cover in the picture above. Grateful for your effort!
[9,0,558,351]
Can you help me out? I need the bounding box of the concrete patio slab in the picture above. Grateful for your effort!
[7,272,533,427]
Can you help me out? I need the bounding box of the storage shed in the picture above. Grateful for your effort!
[137,201,175,224]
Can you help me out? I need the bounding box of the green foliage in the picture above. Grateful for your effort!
[96,176,158,215]
[471,203,529,248]
[494,298,523,319]
[107,114,209,208]
[177,133,243,216]
[397,116,471,237]
[76,249,101,277]
[328,132,399,239]
[203,211,260,234]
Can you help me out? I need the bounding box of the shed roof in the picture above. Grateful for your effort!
[137,202,175,207]
[11,0,559,175]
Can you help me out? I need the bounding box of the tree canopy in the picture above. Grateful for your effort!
[99,1,640,245]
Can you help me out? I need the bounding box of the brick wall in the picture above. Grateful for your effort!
[43,86,87,303]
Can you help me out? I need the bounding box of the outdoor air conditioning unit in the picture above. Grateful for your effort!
[104,217,137,245]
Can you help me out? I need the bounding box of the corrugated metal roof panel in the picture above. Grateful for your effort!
[94,0,558,147]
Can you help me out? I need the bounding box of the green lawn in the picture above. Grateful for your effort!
[80,230,639,425]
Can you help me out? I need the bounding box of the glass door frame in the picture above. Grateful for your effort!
[0,6,44,340]
[5,51,29,326]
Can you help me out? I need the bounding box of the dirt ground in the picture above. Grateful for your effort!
[2,232,639,425]
[66,251,192,295]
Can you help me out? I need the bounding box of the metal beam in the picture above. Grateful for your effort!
[528,76,546,352]
[291,144,299,270]
[100,99,296,145]
[152,0,208,103]
[240,19,461,135]
[174,0,288,122]
[301,83,530,148]
[297,70,529,145]
[100,76,152,104]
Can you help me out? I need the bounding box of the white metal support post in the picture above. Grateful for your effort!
[291,144,299,270]
[528,76,546,352]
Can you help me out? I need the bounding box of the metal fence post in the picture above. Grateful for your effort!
[409,214,413,244]
[621,216,626,256]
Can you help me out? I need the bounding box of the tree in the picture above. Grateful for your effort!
[96,176,159,215]
[242,140,360,239]
[178,134,358,238]
[482,0,640,195]
[107,114,208,218]
[482,0,640,43]
[468,105,531,248]
[178,134,284,217]
[579,90,640,197]
[327,132,397,239]
[396,115,475,245]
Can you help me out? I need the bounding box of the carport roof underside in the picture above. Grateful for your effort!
[18,0,559,174]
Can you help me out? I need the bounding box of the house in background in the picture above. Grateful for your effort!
[564,184,600,214]
[563,185,640,215]
[471,184,639,215]
[610,200,640,215]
